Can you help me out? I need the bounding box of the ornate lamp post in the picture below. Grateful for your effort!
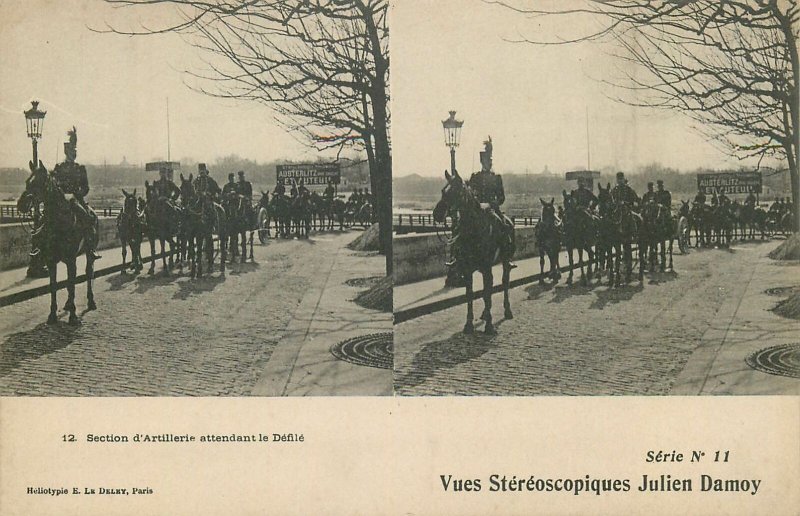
[442,111,464,287]
[24,100,47,278]
[442,110,463,174]
[24,100,46,164]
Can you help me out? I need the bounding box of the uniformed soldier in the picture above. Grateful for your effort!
[347,188,359,205]
[236,170,253,201]
[152,167,181,203]
[571,177,598,211]
[323,178,336,203]
[641,182,656,205]
[610,171,640,209]
[274,178,286,197]
[297,178,309,198]
[48,127,102,260]
[654,179,672,209]
[448,136,515,268]
[744,191,757,208]
[222,172,238,197]
[694,188,707,206]
[289,178,299,198]
[194,163,221,200]
[363,188,373,206]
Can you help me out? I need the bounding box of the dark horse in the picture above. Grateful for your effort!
[116,189,144,273]
[223,191,255,263]
[143,181,181,275]
[535,197,561,284]
[269,193,292,238]
[433,169,514,334]
[561,190,596,285]
[17,160,96,324]
[597,184,642,286]
[291,193,313,238]
[641,200,674,272]
[180,176,227,278]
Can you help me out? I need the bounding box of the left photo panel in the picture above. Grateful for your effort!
[0,0,392,396]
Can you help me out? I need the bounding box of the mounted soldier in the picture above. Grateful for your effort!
[570,176,598,212]
[274,178,286,197]
[289,178,299,198]
[297,178,309,198]
[693,188,707,206]
[193,163,221,202]
[610,171,640,210]
[641,182,656,205]
[654,179,671,209]
[222,172,238,198]
[744,191,757,208]
[323,177,336,203]
[38,127,102,260]
[236,170,253,201]
[448,136,516,268]
[152,166,181,208]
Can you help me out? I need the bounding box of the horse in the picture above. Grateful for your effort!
[689,202,712,247]
[711,202,733,247]
[327,197,347,231]
[604,197,643,286]
[641,201,673,272]
[116,189,144,273]
[17,160,96,325]
[180,176,227,278]
[269,193,292,238]
[596,183,616,277]
[561,190,596,286]
[222,191,255,264]
[356,202,373,228]
[291,193,313,238]
[143,181,181,275]
[535,197,561,285]
[433,169,513,334]
[309,191,326,231]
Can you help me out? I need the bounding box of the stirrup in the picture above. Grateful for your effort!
[445,258,458,267]
[508,260,517,269]
[88,250,103,260]
[29,248,41,258]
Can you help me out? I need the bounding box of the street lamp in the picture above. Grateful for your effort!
[442,110,463,174]
[23,100,47,278]
[24,100,46,164]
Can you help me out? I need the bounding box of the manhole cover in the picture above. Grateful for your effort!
[344,276,383,289]
[745,344,800,379]
[330,332,393,370]
[765,286,800,297]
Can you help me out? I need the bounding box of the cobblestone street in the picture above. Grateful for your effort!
[395,240,792,395]
[0,232,367,396]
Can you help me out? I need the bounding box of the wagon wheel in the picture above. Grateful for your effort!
[257,207,270,244]
[677,216,689,254]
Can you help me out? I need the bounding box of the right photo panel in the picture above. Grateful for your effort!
[392,0,799,396]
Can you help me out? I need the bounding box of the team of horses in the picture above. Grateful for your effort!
[16,158,375,325]
[434,170,794,335]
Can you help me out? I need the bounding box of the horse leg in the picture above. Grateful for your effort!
[86,252,96,311]
[668,238,674,271]
[503,262,513,319]
[463,273,474,334]
[637,242,644,282]
[483,269,495,335]
[47,263,58,324]
[539,252,545,285]
[148,236,156,275]
[121,238,128,272]
[660,239,666,272]
[249,230,254,260]
[566,247,574,285]
[578,248,586,286]
[220,233,227,273]
[66,260,79,325]
[241,231,247,263]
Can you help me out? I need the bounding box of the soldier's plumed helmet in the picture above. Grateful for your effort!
[228,172,235,180]
[657,179,664,186]
[616,172,625,179]
[198,163,208,175]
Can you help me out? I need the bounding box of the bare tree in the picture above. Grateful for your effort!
[99,0,392,272]
[494,0,799,230]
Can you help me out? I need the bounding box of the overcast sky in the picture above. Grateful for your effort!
[392,0,774,178]
[0,0,328,168]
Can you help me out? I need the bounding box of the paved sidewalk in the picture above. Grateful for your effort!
[252,244,392,396]
[671,243,800,395]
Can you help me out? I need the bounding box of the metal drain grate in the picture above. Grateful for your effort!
[330,332,393,370]
[745,344,800,379]
[765,286,800,297]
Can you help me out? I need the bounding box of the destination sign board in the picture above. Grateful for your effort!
[276,163,340,186]
[697,172,762,195]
